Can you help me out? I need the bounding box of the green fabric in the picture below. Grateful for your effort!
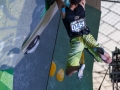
[66,37,84,68]
[66,34,102,68]
[83,34,102,62]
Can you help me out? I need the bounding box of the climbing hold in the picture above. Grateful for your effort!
[49,61,56,77]
[24,35,40,54]
[56,68,64,82]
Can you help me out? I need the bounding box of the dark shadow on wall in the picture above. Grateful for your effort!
[0,64,13,70]
[27,0,55,36]
[29,0,45,35]
[7,47,20,55]
[22,0,50,45]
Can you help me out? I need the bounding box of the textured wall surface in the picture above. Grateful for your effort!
[14,11,60,90]
[0,0,48,69]
[0,0,60,90]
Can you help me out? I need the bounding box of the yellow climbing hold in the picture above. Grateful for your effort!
[80,52,85,64]
[49,61,56,77]
[56,69,64,82]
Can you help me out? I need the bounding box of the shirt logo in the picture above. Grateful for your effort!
[74,16,79,20]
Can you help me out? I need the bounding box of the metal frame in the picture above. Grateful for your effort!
[109,47,120,90]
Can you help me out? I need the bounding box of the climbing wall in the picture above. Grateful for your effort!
[0,0,57,90]
[0,0,101,90]
[0,0,48,70]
